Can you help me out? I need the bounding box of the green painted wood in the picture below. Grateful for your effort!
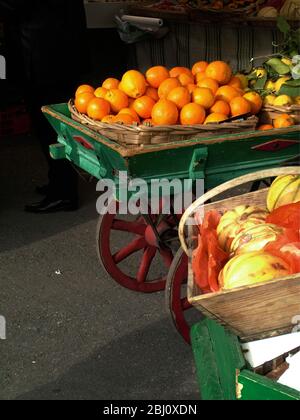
[192,320,300,401]
[191,319,245,400]
[238,371,300,401]
[43,104,300,191]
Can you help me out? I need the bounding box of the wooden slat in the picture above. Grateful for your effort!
[189,274,300,342]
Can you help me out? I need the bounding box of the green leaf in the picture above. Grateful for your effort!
[277,16,291,37]
[284,79,300,87]
[254,74,268,90]
[266,58,291,75]
[278,83,300,96]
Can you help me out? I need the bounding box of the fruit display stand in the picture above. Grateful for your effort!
[42,103,300,343]
[191,318,300,400]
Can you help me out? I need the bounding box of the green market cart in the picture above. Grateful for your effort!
[42,103,300,343]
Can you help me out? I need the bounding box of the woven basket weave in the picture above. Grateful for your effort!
[260,104,300,125]
[68,100,258,146]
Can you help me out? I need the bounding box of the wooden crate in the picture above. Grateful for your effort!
[179,167,300,342]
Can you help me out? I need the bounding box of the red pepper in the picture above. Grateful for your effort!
[192,210,229,293]
[266,202,300,239]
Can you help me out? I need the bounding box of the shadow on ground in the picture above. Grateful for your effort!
[15,318,199,401]
[0,135,98,253]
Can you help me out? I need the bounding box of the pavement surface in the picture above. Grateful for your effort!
[0,135,199,400]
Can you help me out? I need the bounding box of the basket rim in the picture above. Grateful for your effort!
[262,104,300,112]
[68,99,258,135]
[42,103,299,158]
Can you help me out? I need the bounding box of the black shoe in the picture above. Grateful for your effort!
[35,185,50,196]
[25,197,79,213]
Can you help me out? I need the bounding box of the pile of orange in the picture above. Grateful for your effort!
[74,61,264,127]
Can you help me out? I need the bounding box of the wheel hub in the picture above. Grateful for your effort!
[144,221,170,247]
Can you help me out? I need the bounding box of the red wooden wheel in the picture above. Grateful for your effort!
[166,248,202,344]
[97,200,180,293]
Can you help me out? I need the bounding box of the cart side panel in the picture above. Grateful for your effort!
[238,371,300,401]
[127,134,300,190]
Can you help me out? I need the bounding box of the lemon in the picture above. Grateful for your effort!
[234,73,248,89]
[281,57,292,66]
[273,95,293,106]
[275,76,291,93]
[263,94,276,106]
[264,80,276,92]
[254,68,267,78]
[294,96,300,105]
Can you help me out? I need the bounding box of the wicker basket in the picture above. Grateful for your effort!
[179,167,300,342]
[260,105,300,125]
[68,100,258,146]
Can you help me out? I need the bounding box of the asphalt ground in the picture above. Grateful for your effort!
[0,135,199,400]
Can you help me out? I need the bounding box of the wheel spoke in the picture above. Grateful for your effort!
[137,247,157,284]
[159,247,174,269]
[112,219,146,236]
[113,237,146,264]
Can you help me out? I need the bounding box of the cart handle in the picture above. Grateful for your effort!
[178,166,300,256]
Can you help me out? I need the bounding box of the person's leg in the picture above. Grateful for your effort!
[25,83,79,212]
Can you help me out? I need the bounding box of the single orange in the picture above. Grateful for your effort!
[102,78,120,90]
[146,66,170,89]
[205,61,232,85]
[215,85,241,103]
[94,87,108,99]
[243,91,263,114]
[187,84,197,94]
[158,77,181,99]
[170,66,193,79]
[210,100,230,116]
[178,73,195,87]
[151,99,179,126]
[75,92,95,114]
[180,103,206,125]
[167,86,191,110]
[145,86,159,102]
[114,113,136,125]
[105,89,129,113]
[228,76,243,90]
[204,113,228,124]
[195,71,207,84]
[273,113,295,129]
[229,96,252,116]
[192,87,215,109]
[75,85,95,98]
[192,61,208,76]
[87,98,111,120]
[133,95,156,119]
[119,107,140,123]
[197,77,219,95]
[101,115,116,124]
[120,70,147,98]
[257,124,274,131]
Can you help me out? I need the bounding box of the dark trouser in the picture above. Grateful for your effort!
[28,82,78,201]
